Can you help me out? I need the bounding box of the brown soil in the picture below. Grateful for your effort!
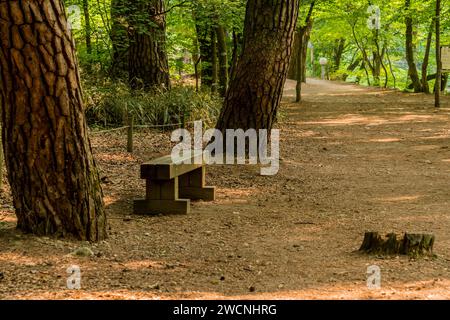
[1,79,450,300]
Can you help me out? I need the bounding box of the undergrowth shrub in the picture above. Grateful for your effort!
[83,77,223,129]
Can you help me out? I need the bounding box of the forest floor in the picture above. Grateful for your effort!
[2,79,450,300]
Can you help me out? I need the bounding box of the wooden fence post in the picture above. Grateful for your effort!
[0,125,3,189]
[127,115,134,153]
[435,0,441,108]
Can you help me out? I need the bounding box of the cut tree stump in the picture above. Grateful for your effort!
[359,232,435,257]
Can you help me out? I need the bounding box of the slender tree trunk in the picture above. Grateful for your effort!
[386,49,397,88]
[435,0,441,108]
[128,0,170,90]
[422,18,435,94]
[292,1,315,101]
[301,20,313,83]
[216,25,228,96]
[192,36,201,92]
[82,0,92,54]
[210,30,218,92]
[405,0,423,92]
[351,21,374,85]
[216,0,299,131]
[296,31,303,102]
[381,47,389,88]
[333,38,345,72]
[0,0,107,240]
[0,122,3,190]
[372,30,384,87]
[362,61,371,86]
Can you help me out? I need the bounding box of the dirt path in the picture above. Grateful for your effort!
[2,79,450,300]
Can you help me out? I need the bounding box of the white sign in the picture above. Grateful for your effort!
[442,46,450,71]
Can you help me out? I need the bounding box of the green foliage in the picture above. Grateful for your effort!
[65,0,450,128]
[83,77,222,128]
[308,0,450,91]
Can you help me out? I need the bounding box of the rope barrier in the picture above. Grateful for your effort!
[89,120,199,135]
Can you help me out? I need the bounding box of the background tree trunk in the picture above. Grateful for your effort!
[295,31,303,102]
[210,30,218,92]
[0,0,107,240]
[288,2,315,81]
[0,122,2,190]
[128,0,170,90]
[82,0,92,54]
[216,25,229,96]
[292,1,315,102]
[229,30,242,81]
[405,0,423,92]
[421,18,435,94]
[333,38,346,72]
[216,0,299,131]
[195,19,216,89]
[435,0,441,108]
[110,0,129,76]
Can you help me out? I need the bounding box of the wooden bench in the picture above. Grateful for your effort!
[134,152,216,215]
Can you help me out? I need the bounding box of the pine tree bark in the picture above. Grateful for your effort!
[216,0,299,131]
[128,0,170,90]
[405,0,423,92]
[0,0,107,240]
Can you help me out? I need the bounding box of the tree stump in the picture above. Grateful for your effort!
[359,232,435,257]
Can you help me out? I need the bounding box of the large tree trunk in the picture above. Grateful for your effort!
[217,0,299,131]
[128,0,170,90]
[405,0,423,92]
[0,0,107,240]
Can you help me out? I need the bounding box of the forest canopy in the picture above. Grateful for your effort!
[57,0,449,130]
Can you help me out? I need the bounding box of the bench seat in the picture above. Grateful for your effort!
[134,152,215,215]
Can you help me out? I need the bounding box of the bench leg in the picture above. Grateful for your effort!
[134,178,190,215]
[179,167,216,201]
